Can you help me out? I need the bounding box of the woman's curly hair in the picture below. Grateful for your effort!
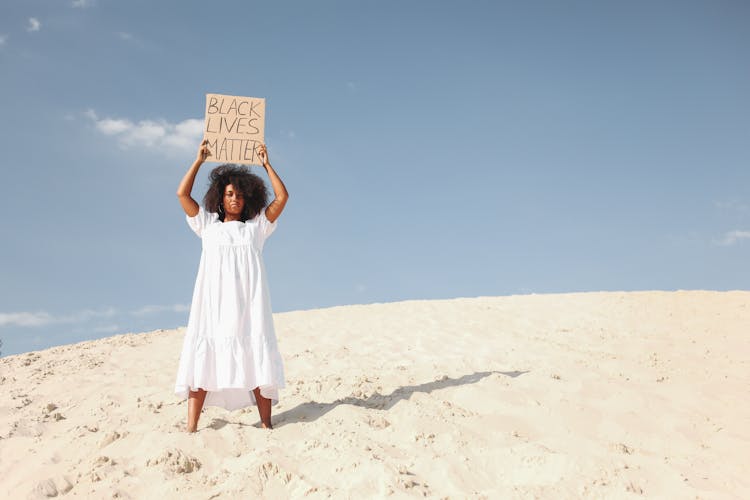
[203,164,269,222]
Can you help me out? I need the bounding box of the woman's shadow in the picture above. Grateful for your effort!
[272,370,527,428]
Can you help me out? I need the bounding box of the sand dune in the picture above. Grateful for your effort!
[1,291,748,498]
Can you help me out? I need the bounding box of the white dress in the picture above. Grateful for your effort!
[174,206,285,410]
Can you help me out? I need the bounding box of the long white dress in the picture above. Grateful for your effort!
[174,206,285,410]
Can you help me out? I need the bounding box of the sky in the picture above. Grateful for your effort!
[1,0,748,356]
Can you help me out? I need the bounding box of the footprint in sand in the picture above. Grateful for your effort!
[146,448,201,474]
[15,397,33,409]
[99,431,125,448]
[441,400,476,417]
[257,461,293,484]
[395,466,431,496]
[413,432,436,445]
[147,401,164,413]
[33,476,73,497]
[22,353,41,366]
[88,456,116,483]
[612,442,634,455]
[626,481,645,494]
[365,414,391,429]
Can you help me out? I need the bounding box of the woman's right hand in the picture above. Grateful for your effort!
[177,140,208,217]
[196,139,211,164]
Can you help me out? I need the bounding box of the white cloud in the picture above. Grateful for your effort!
[27,18,41,33]
[91,324,120,334]
[72,0,94,8]
[117,32,134,41]
[67,308,118,322]
[716,230,750,246]
[0,34,8,46]
[161,119,204,150]
[0,302,189,329]
[0,312,54,327]
[121,120,166,147]
[0,308,117,328]
[96,118,134,135]
[87,110,203,155]
[131,304,190,316]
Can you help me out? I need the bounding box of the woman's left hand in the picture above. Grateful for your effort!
[258,142,288,223]
[257,144,269,166]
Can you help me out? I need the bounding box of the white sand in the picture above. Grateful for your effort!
[1,291,748,498]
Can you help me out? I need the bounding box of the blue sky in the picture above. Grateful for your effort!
[1,1,748,356]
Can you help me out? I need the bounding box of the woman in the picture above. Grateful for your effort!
[174,140,288,431]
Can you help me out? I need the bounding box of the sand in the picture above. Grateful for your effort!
[0,291,748,498]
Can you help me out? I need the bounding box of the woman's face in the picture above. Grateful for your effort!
[223,184,245,217]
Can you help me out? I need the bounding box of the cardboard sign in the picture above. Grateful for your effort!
[203,93,265,164]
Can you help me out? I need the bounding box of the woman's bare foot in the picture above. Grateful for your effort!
[253,387,273,429]
[187,388,207,433]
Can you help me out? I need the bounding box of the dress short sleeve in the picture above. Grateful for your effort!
[256,208,278,239]
[186,206,218,238]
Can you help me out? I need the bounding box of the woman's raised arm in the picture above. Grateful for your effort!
[177,140,210,217]
[258,144,288,223]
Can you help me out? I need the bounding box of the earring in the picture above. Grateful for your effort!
[218,203,224,214]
